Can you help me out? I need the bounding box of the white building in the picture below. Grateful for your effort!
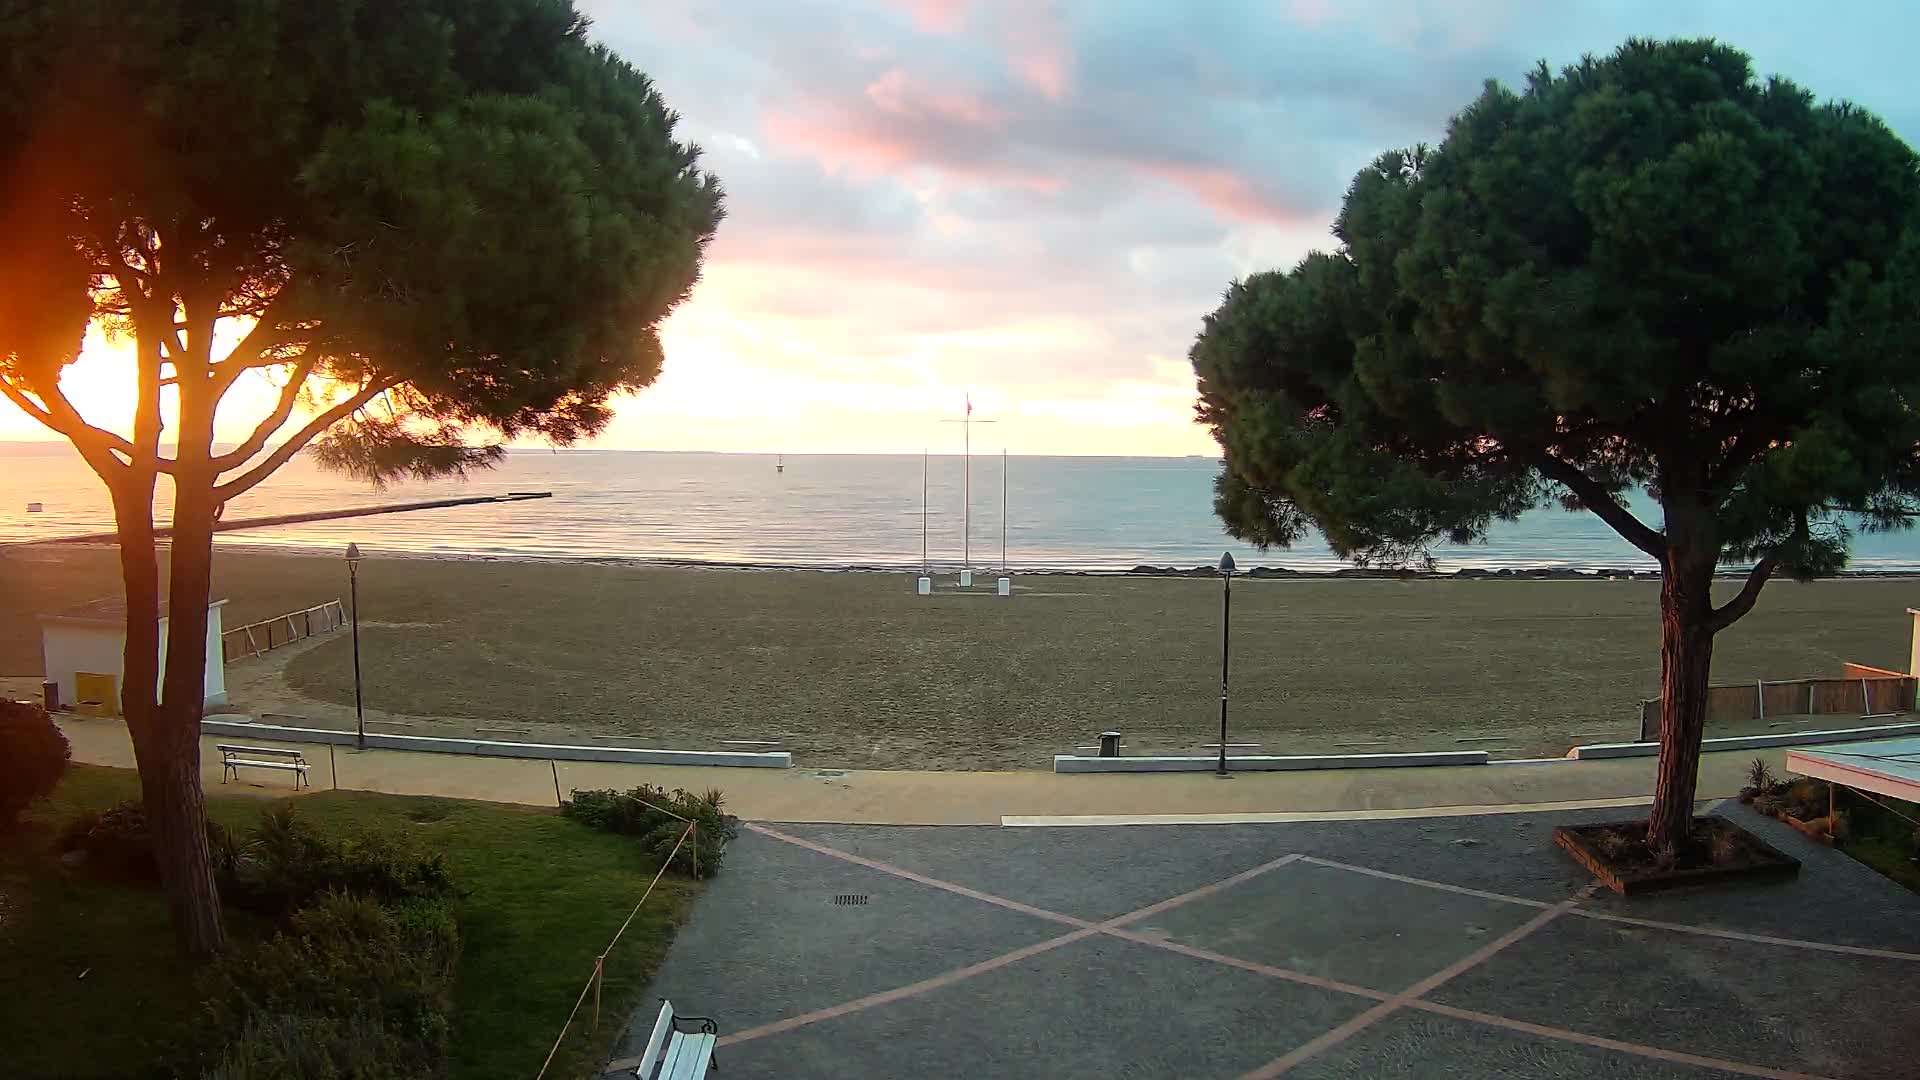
[38,597,229,712]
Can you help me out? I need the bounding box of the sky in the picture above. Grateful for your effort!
[6,0,1920,456]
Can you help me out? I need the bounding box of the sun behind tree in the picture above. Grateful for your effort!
[0,0,724,958]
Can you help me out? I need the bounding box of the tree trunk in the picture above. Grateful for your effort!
[1647,553,1718,855]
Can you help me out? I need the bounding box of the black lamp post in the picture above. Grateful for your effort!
[1216,550,1235,778]
[346,542,365,750]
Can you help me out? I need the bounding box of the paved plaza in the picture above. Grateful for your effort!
[619,803,1920,1079]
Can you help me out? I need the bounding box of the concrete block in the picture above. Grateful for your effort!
[1051,750,1488,773]
[199,719,792,768]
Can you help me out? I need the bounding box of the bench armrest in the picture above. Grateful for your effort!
[669,1015,718,1036]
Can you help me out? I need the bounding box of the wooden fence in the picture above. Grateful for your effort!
[223,600,346,662]
[1637,664,1915,741]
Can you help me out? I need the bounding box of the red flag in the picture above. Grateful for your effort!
[966,394,972,416]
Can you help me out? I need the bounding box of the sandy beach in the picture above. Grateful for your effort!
[2,544,1912,770]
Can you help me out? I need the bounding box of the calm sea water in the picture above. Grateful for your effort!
[3,443,1917,571]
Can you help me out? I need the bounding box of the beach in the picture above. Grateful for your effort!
[4,545,1910,770]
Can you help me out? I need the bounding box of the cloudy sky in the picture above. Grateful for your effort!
[7,1,1918,456]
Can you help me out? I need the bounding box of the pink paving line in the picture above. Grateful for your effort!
[746,823,1090,929]
[1241,898,1581,1078]
[1573,909,1920,963]
[1301,853,1920,963]
[1407,1001,1839,1080]
[1099,928,1390,1002]
[716,925,1102,1048]
[722,830,1307,1048]
[1296,855,1554,910]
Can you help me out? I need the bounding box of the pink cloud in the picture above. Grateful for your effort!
[883,0,969,33]
[998,3,1073,100]
[864,68,1006,128]
[1138,163,1309,225]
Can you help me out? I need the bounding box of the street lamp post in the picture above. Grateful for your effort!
[346,543,365,750]
[1217,551,1235,778]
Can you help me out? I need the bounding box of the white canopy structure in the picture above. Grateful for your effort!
[1786,737,1920,803]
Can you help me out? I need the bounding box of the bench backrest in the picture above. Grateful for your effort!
[635,1001,677,1076]
[216,744,306,759]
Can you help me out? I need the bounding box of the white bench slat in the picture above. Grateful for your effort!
[217,744,306,759]
[635,1002,676,1078]
[663,1033,714,1080]
[227,760,309,772]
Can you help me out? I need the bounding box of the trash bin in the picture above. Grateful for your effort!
[1099,731,1122,757]
[42,680,60,711]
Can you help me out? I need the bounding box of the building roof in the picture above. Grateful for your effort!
[37,596,228,627]
[1786,737,1920,803]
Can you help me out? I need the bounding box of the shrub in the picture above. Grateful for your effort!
[205,892,459,1080]
[563,785,738,878]
[1784,779,1828,820]
[57,801,245,886]
[230,805,455,914]
[0,699,70,830]
[1744,758,1776,795]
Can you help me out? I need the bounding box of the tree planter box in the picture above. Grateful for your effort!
[1553,820,1800,895]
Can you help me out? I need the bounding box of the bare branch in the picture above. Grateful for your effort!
[213,376,401,502]
[1532,453,1666,558]
[211,355,318,472]
[1708,554,1778,632]
[0,374,138,479]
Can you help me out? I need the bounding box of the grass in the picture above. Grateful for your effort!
[1837,787,1920,893]
[2,546,1912,767]
[0,765,699,1080]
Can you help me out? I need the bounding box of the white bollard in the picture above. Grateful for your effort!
[959,569,973,588]
[996,577,1011,597]
[916,576,932,596]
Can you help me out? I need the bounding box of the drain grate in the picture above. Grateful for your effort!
[832,894,869,906]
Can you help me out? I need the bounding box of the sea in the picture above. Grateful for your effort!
[4,442,1918,572]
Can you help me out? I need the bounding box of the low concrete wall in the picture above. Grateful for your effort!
[201,719,792,768]
[1053,750,1489,773]
[1571,720,1920,760]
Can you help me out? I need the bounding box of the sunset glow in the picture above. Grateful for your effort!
[8,1,1917,457]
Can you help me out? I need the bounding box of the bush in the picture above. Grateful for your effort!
[57,801,245,886]
[1784,779,1828,820]
[230,805,456,914]
[205,892,459,1080]
[562,785,738,878]
[0,699,70,830]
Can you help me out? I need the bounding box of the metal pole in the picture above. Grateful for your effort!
[963,406,971,570]
[1002,448,1008,572]
[1218,571,1232,777]
[552,760,563,808]
[350,563,365,750]
[922,449,929,573]
[329,743,337,791]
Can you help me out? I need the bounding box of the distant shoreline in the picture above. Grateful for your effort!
[12,537,1920,581]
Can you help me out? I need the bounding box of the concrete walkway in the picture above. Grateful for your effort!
[61,717,1793,824]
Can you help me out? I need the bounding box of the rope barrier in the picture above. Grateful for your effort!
[532,819,695,1080]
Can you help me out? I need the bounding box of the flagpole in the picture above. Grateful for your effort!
[963,395,971,571]
[1002,447,1008,572]
[921,448,929,573]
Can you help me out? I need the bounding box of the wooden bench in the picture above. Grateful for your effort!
[633,1000,717,1079]
[216,744,311,789]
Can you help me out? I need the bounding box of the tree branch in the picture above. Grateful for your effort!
[211,356,317,472]
[1532,453,1666,558]
[212,376,401,503]
[0,373,145,475]
[1708,554,1778,632]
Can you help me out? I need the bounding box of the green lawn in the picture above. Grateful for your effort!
[1837,786,1920,893]
[0,765,699,1080]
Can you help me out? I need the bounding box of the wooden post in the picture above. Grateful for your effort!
[551,761,563,808]
[591,954,604,1030]
[690,824,699,879]
[329,743,337,791]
